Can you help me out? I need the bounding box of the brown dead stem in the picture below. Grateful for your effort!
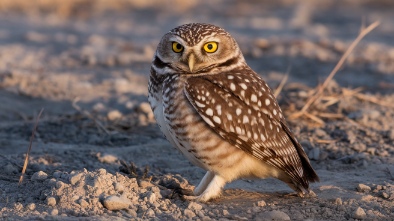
[288,21,380,125]
[72,97,110,135]
[354,93,394,108]
[19,108,44,185]
[274,68,290,98]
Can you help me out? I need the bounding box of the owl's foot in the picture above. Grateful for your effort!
[194,171,215,195]
[195,174,226,202]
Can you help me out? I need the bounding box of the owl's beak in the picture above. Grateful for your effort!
[188,53,195,73]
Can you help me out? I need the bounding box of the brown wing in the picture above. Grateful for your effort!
[184,69,319,190]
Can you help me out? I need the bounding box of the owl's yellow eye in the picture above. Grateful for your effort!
[172,42,184,53]
[203,42,218,53]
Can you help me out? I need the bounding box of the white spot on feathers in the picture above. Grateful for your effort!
[213,116,221,124]
[243,115,249,123]
[206,108,213,116]
[230,83,236,91]
[235,126,242,134]
[201,115,215,127]
[195,101,206,108]
[216,105,222,115]
[239,83,247,90]
[236,108,242,116]
[251,94,257,102]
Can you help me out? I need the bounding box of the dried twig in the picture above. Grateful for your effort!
[274,66,290,98]
[314,139,338,144]
[72,97,110,135]
[303,112,324,125]
[19,108,44,185]
[289,21,380,120]
[354,93,394,108]
[120,160,138,177]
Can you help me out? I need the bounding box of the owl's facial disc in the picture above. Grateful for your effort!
[158,33,236,74]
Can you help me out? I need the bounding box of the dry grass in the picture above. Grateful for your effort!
[288,21,381,126]
[72,97,111,135]
[19,108,44,185]
[274,71,290,98]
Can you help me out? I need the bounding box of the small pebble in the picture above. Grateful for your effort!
[102,195,131,211]
[188,202,203,211]
[389,130,394,140]
[31,171,48,181]
[114,183,124,192]
[139,180,154,188]
[315,128,327,137]
[257,210,290,221]
[334,198,342,205]
[97,168,106,175]
[46,197,57,206]
[146,191,156,204]
[79,199,89,208]
[309,148,320,161]
[14,203,23,211]
[353,207,366,219]
[139,102,152,114]
[367,110,380,120]
[256,200,266,207]
[98,154,118,164]
[223,209,230,216]
[4,164,18,174]
[69,173,84,185]
[127,209,137,217]
[357,184,371,193]
[146,208,155,217]
[56,181,65,189]
[93,102,106,112]
[53,171,62,178]
[107,110,123,121]
[184,209,196,219]
[27,203,36,211]
[50,209,59,216]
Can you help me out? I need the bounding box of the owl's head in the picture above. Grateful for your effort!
[154,23,244,74]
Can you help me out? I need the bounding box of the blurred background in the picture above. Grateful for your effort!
[0,0,393,93]
[0,0,393,134]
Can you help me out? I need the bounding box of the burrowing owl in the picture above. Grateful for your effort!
[148,23,319,202]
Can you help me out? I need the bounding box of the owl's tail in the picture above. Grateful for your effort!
[280,122,320,194]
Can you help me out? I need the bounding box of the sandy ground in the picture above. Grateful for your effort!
[0,0,394,220]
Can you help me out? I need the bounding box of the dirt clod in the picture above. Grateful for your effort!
[31,171,48,181]
[353,207,367,219]
[102,195,131,211]
[257,210,291,221]
[357,184,371,193]
[46,197,57,206]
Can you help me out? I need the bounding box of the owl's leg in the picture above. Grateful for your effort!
[197,174,226,202]
[194,171,215,195]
